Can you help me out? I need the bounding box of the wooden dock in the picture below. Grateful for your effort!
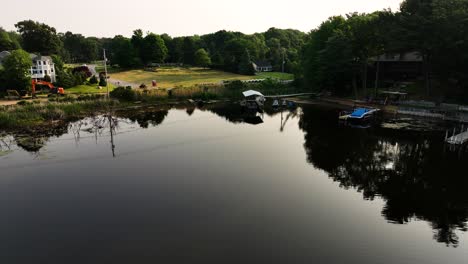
[265,93,317,99]
[446,130,468,145]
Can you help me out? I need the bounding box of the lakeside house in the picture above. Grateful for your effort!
[371,51,423,83]
[252,60,273,72]
[0,51,57,83]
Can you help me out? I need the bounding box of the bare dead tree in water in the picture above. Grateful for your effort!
[0,136,14,152]
[107,113,118,158]
[67,102,119,158]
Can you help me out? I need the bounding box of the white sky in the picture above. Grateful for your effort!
[1,0,403,37]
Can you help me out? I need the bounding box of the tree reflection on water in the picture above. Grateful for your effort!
[3,103,468,246]
[299,105,468,247]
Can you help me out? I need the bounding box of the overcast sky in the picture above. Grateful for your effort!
[1,0,403,37]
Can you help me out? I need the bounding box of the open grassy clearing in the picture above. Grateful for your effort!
[66,84,115,94]
[256,72,294,80]
[110,67,290,88]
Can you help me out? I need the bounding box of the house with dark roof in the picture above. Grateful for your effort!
[0,51,56,82]
[371,51,424,82]
[252,60,273,72]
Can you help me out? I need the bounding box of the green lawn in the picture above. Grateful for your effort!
[66,84,115,94]
[110,67,291,89]
[256,72,294,80]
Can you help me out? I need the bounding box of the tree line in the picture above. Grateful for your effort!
[1,21,306,76]
[2,0,468,100]
[300,0,468,100]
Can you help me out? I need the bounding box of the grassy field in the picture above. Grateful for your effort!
[66,84,115,94]
[110,67,293,88]
[256,72,294,80]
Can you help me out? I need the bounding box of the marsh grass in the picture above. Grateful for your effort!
[130,80,303,102]
[0,100,116,129]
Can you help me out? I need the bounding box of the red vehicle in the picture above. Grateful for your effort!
[31,80,65,98]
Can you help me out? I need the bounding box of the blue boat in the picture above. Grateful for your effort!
[339,107,381,127]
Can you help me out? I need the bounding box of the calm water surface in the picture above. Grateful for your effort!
[0,103,467,264]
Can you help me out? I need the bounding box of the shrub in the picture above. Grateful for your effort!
[99,75,107,87]
[43,74,52,83]
[110,86,136,101]
[225,80,246,90]
[89,75,98,84]
[56,70,75,88]
[72,66,92,78]
[73,71,88,86]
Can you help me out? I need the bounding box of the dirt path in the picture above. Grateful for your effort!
[88,64,139,88]
[0,98,50,107]
[107,78,139,88]
[0,100,19,106]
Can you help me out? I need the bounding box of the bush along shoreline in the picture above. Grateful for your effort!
[0,99,118,130]
[109,79,302,102]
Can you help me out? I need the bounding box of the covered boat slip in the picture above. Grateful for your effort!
[241,90,266,109]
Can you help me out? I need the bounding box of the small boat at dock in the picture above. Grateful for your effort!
[339,107,381,127]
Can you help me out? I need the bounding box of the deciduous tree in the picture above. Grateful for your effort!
[2,49,32,91]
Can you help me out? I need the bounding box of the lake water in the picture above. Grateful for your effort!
[1,103,467,264]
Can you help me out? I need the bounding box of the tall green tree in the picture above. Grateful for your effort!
[110,35,138,68]
[397,0,436,96]
[194,48,211,68]
[182,36,200,65]
[2,49,32,91]
[168,37,185,63]
[0,27,21,51]
[15,20,62,55]
[141,33,168,64]
[238,49,255,75]
[131,29,144,65]
[301,16,347,91]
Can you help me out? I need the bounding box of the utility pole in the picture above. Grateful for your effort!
[374,60,380,98]
[282,49,286,73]
[103,49,109,99]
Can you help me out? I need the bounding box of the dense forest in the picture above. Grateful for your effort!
[1,0,468,100]
[0,23,306,76]
[301,0,468,100]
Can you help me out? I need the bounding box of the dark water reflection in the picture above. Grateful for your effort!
[0,103,468,263]
[299,106,468,247]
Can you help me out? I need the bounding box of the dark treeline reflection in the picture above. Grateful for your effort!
[1,103,276,154]
[3,103,468,247]
[299,105,468,247]
[116,108,169,129]
[2,107,172,153]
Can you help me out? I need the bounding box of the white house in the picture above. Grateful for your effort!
[252,60,273,72]
[0,51,57,83]
[30,54,57,83]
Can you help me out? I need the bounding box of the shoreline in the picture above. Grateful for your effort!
[1,94,467,133]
